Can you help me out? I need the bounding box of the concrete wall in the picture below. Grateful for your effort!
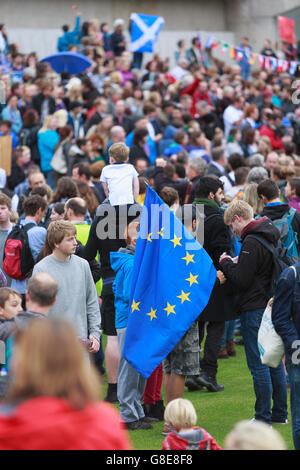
[225,0,300,52]
[3,0,230,65]
[2,0,226,30]
[8,27,235,69]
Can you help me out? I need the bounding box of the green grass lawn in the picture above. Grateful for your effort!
[101,339,294,451]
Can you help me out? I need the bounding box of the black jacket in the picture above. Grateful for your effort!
[129,145,150,165]
[220,217,280,313]
[198,204,234,322]
[31,93,56,117]
[7,162,26,191]
[113,115,134,135]
[81,203,142,283]
[84,111,103,134]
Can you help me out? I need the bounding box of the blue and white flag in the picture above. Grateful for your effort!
[122,186,216,378]
[130,13,165,53]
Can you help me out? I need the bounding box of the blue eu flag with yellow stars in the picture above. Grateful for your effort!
[123,186,216,378]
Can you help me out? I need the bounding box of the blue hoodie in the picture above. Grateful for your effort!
[110,248,135,329]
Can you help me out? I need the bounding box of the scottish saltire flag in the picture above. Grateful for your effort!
[130,13,165,53]
[123,186,216,378]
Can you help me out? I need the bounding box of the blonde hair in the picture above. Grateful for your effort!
[39,114,57,133]
[224,420,286,450]
[164,398,197,431]
[53,109,68,128]
[224,200,254,225]
[242,183,264,216]
[5,318,102,409]
[10,210,19,224]
[109,142,129,162]
[46,220,76,251]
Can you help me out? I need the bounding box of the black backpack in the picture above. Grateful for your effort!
[246,233,293,296]
[3,223,35,280]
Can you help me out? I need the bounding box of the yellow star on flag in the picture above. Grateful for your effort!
[147,232,153,242]
[182,251,195,265]
[177,290,191,304]
[147,307,157,321]
[185,273,199,287]
[131,300,141,312]
[164,302,176,317]
[157,227,164,237]
[170,235,182,248]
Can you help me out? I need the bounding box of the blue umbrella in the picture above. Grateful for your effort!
[40,52,92,75]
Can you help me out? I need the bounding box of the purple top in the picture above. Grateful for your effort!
[289,197,300,212]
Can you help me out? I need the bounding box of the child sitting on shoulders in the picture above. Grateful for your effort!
[162,398,222,450]
[100,142,139,206]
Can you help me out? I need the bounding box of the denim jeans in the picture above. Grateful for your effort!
[286,361,300,449]
[240,309,288,424]
[222,320,236,347]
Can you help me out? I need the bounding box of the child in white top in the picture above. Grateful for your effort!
[100,143,139,206]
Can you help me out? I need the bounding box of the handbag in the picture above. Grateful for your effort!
[257,265,297,367]
[257,297,285,368]
[50,142,68,174]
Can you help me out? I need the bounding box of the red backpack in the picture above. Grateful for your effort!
[3,223,35,280]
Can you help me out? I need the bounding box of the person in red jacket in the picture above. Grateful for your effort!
[0,318,132,450]
[162,398,222,450]
[259,111,284,151]
[180,76,211,118]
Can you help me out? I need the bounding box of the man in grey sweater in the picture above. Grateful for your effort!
[32,220,101,352]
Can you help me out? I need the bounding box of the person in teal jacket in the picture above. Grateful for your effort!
[110,220,152,431]
[1,95,23,135]
[37,119,59,189]
[57,12,82,52]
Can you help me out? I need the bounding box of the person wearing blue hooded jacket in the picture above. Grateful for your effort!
[272,263,300,449]
[110,219,152,431]
[57,12,82,52]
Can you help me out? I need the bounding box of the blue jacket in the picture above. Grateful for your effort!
[1,106,23,135]
[57,16,81,52]
[110,248,135,329]
[37,129,59,172]
[272,262,300,363]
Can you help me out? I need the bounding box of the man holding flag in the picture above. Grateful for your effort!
[122,186,221,413]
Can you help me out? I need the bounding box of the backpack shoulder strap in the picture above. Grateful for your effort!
[21,223,36,233]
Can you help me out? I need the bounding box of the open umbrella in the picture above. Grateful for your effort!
[40,52,92,75]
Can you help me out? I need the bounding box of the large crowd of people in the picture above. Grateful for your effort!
[0,9,299,451]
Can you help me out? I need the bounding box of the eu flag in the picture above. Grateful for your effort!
[123,186,216,378]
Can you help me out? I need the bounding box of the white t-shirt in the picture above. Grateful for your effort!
[100,163,138,206]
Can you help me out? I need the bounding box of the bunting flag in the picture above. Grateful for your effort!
[229,46,236,59]
[248,53,256,65]
[220,43,229,55]
[205,35,219,49]
[201,36,299,74]
[196,35,202,51]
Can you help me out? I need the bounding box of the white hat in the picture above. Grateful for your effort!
[114,18,125,28]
